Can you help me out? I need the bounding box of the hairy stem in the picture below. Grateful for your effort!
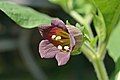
[98,42,107,59]
[69,10,109,80]
[92,56,109,80]
[81,43,95,62]
[69,10,94,38]
[81,42,109,80]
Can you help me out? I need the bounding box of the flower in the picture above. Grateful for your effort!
[38,19,83,66]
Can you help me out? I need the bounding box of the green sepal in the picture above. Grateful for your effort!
[66,20,71,25]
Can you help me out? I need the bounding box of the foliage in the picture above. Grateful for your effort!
[0,1,52,28]
[107,21,120,62]
[93,9,106,42]
[50,0,120,80]
[0,0,120,80]
[91,0,120,34]
[108,21,120,80]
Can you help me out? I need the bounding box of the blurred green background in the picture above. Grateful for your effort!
[0,0,115,80]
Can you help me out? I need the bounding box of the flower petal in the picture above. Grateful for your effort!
[51,18,67,31]
[69,32,76,51]
[55,52,70,66]
[66,25,82,38]
[38,25,52,38]
[39,40,71,66]
[39,40,58,58]
[66,25,83,52]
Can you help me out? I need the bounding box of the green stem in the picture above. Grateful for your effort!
[98,42,107,59]
[69,10,85,25]
[69,10,94,38]
[69,10,109,80]
[81,43,95,62]
[92,56,109,80]
[81,43,109,80]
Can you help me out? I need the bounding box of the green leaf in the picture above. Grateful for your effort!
[66,20,71,25]
[90,36,98,48]
[93,9,106,42]
[107,21,120,62]
[73,0,94,15]
[49,0,94,14]
[115,71,120,80]
[110,57,120,80]
[49,0,72,12]
[0,1,52,28]
[76,23,90,42]
[91,0,120,35]
[116,58,120,73]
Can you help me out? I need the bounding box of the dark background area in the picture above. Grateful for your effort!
[0,0,115,80]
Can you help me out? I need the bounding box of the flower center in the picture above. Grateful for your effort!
[47,27,70,52]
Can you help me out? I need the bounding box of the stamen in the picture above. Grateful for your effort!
[64,46,69,51]
[51,35,56,39]
[57,45,63,50]
[55,36,61,40]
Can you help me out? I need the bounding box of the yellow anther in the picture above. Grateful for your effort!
[55,36,61,40]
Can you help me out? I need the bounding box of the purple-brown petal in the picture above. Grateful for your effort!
[55,52,70,66]
[69,32,76,51]
[38,25,53,38]
[39,40,71,66]
[66,25,83,52]
[51,18,67,31]
[39,40,57,58]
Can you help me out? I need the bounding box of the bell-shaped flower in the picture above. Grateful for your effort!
[38,19,83,66]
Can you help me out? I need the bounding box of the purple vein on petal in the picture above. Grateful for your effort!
[39,40,57,58]
[51,18,67,30]
[66,25,83,51]
[55,52,70,66]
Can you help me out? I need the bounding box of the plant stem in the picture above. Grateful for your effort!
[69,10,94,38]
[81,43,95,62]
[81,43,109,80]
[92,56,109,80]
[98,42,107,59]
[69,10,109,80]
[69,10,85,25]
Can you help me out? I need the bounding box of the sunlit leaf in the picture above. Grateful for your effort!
[107,21,120,62]
[93,9,106,42]
[0,1,52,28]
[49,0,72,12]
[110,57,120,80]
[90,0,120,35]
[115,71,120,80]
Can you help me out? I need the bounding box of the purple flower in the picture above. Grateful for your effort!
[38,19,83,66]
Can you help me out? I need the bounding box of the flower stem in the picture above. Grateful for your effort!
[81,43,109,80]
[81,43,95,62]
[92,56,109,80]
[69,10,85,25]
[69,10,94,38]
[98,42,107,59]
[69,10,109,80]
